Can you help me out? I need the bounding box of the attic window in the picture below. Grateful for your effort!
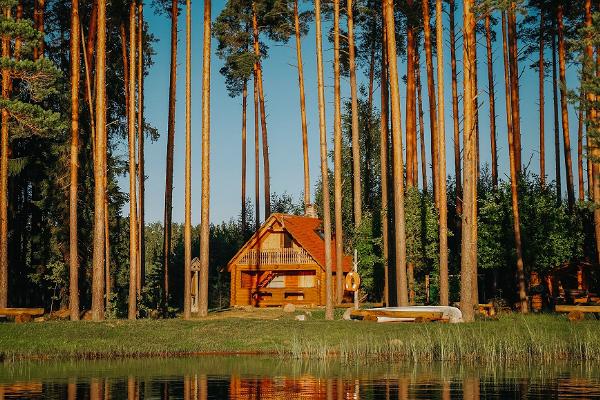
[283,233,293,248]
[315,229,324,240]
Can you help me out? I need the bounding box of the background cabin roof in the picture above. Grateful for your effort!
[227,213,352,273]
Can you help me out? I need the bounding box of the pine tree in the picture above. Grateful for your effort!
[69,0,81,320]
[183,0,192,320]
[383,0,408,306]
[199,0,212,317]
[314,0,333,320]
[0,0,62,309]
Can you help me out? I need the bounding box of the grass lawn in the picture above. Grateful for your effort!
[0,308,599,363]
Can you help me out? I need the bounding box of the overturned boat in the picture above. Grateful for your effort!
[348,306,463,323]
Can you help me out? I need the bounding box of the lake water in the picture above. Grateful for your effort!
[1,356,599,399]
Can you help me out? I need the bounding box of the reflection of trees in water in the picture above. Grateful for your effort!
[2,361,600,399]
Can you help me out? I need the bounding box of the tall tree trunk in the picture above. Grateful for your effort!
[252,9,271,218]
[485,14,498,189]
[557,4,574,209]
[422,0,439,206]
[183,0,192,320]
[508,4,522,171]
[69,0,81,320]
[294,0,310,209]
[474,29,480,181]
[120,23,129,125]
[383,0,408,306]
[578,94,585,201]
[91,0,107,321]
[552,28,561,202]
[405,1,416,304]
[347,0,362,227]
[314,0,333,320]
[460,0,477,322]
[405,6,416,190]
[0,7,10,309]
[380,21,389,306]
[502,11,528,313]
[449,0,462,217]
[436,0,448,306]
[128,2,138,320]
[333,0,344,304]
[584,0,600,262]
[241,80,247,233]
[34,0,46,59]
[137,1,145,294]
[539,11,545,187]
[163,0,178,311]
[85,0,98,94]
[199,0,211,317]
[416,53,427,193]
[253,69,260,230]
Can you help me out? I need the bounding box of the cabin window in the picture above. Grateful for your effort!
[267,274,285,288]
[283,233,293,249]
[298,271,316,288]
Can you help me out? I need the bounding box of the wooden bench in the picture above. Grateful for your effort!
[555,305,600,321]
[350,309,446,323]
[0,308,44,323]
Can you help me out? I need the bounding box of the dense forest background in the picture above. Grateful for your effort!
[2,0,600,319]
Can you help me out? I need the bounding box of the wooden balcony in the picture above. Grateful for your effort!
[238,248,313,266]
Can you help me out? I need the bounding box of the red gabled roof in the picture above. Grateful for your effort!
[226,213,353,273]
[276,214,353,273]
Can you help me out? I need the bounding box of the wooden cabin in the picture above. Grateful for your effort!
[227,213,352,307]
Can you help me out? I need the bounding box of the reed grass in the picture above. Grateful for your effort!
[0,313,598,363]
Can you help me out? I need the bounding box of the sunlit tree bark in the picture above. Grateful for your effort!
[422,0,438,206]
[502,10,528,314]
[460,0,477,322]
[347,0,362,226]
[183,0,192,320]
[383,0,408,306]
[485,13,497,189]
[199,0,212,317]
[449,0,462,218]
[557,3,574,209]
[333,0,344,304]
[436,0,448,306]
[163,0,178,312]
[91,0,107,321]
[294,0,310,209]
[552,27,561,202]
[69,0,81,320]
[137,1,145,294]
[538,11,545,187]
[127,1,138,320]
[252,7,271,218]
[380,21,389,306]
[314,0,333,319]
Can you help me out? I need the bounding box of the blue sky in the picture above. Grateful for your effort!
[121,0,582,225]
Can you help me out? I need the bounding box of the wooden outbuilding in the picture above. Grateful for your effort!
[227,213,352,307]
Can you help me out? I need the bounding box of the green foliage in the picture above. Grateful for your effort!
[477,173,585,273]
[352,213,382,298]
[404,187,439,272]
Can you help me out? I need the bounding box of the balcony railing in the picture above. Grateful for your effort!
[239,248,313,265]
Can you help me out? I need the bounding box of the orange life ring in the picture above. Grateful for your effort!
[345,271,361,292]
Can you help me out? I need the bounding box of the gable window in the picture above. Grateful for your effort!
[283,233,293,249]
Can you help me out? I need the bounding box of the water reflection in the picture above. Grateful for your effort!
[0,357,599,399]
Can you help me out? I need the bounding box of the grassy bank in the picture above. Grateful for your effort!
[0,311,599,363]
